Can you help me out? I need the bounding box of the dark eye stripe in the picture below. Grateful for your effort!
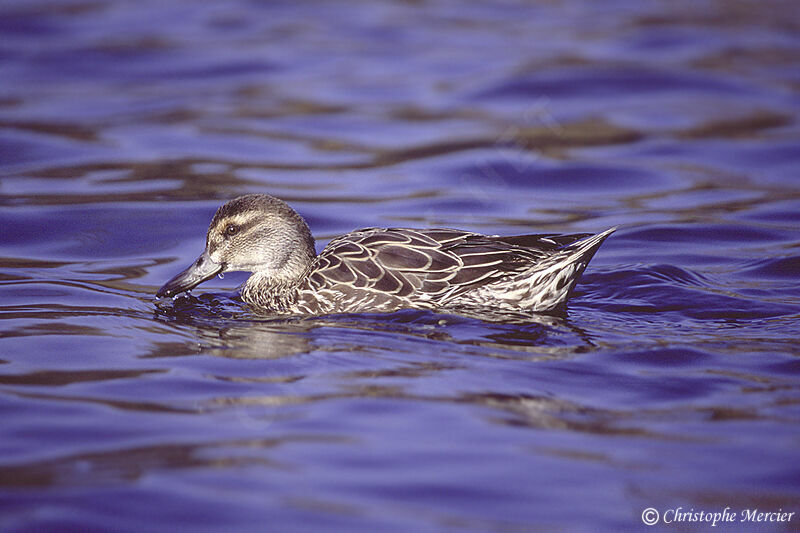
[220,218,260,238]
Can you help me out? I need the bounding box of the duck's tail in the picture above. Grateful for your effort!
[537,226,618,311]
[493,226,618,313]
[562,226,618,267]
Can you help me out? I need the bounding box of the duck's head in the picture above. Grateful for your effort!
[156,194,316,298]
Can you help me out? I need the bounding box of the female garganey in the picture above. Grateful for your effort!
[157,194,615,319]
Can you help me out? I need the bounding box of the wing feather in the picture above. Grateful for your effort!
[306,227,577,304]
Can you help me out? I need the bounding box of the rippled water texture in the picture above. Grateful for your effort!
[2,1,800,531]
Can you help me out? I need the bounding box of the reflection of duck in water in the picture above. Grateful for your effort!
[157,194,615,319]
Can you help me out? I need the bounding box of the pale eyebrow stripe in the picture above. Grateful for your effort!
[216,214,260,235]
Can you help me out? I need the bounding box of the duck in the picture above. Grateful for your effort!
[157,194,616,320]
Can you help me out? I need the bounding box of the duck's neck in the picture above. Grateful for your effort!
[240,226,317,312]
[241,271,301,312]
[240,246,316,312]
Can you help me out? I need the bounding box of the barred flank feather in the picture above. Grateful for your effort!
[294,226,616,317]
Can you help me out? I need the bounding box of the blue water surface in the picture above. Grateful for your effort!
[1,1,799,531]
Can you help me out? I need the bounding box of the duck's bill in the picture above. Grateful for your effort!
[156,251,223,298]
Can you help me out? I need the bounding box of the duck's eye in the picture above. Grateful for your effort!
[224,224,239,236]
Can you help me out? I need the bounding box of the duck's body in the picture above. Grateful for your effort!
[157,194,615,319]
